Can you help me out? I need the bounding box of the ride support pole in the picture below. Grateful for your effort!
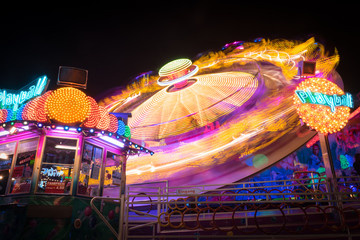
[318,133,344,222]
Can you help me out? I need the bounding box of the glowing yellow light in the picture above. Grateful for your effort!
[45,87,90,124]
[294,77,350,134]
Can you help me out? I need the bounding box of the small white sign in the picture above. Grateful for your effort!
[176,188,201,195]
[112,170,121,185]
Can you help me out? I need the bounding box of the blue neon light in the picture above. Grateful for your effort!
[0,76,48,111]
[295,89,353,112]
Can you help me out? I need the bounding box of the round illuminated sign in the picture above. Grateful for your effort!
[45,87,90,124]
[293,77,352,134]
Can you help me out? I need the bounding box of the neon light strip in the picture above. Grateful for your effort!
[0,76,48,111]
[295,89,353,112]
[99,136,125,148]
[0,130,9,136]
[54,145,77,150]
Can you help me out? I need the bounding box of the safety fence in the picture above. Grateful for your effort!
[120,176,360,239]
[90,175,360,239]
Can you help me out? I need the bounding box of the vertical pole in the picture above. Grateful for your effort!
[99,146,107,197]
[318,133,342,207]
[32,133,46,193]
[120,154,127,195]
[118,153,127,240]
[318,133,336,184]
[72,133,84,196]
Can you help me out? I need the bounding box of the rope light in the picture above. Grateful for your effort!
[22,98,39,121]
[124,125,131,139]
[117,120,126,136]
[6,109,14,122]
[82,96,101,128]
[96,106,111,130]
[16,105,25,120]
[34,90,52,122]
[0,109,7,123]
[108,113,119,133]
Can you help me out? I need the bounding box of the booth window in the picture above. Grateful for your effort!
[9,138,39,194]
[0,142,16,195]
[77,143,103,196]
[37,137,77,194]
[103,151,122,198]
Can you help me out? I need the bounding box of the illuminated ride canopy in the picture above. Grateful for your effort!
[100,38,343,186]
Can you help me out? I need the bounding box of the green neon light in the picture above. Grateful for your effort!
[0,76,48,111]
[295,89,353,112]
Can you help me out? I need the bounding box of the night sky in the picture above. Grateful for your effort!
[1,2,359,100]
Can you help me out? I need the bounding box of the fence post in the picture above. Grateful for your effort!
[318,133,344,227]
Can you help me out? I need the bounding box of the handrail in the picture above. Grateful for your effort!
[90,196,120,238]
[124,177,360,238]
[86,176,360,239]
[166,176,327,190]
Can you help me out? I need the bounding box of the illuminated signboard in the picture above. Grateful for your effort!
[41,167,64,177]
[295,89,353,112]
[0,76,48,111]
[293,77,353,134]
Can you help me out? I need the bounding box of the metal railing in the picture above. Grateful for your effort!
[92,176,360,239]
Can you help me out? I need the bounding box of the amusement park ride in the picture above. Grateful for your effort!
[0,37,360,239]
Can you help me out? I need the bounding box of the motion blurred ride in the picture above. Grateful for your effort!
[100,38,344,187]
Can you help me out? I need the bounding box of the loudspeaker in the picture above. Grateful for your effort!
[298,61,316,77]
[57,66,88,89]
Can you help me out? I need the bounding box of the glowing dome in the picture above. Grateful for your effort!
[158,59,192,77]
[157,58,199,87]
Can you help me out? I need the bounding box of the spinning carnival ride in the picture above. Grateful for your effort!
[100,38,343,187]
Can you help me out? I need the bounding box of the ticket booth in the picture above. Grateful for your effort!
[0,75,153,239]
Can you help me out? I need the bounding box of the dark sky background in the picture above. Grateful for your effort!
[1,2,359,100]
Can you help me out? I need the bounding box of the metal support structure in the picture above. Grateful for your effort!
[318,133,337,185]
[118,153,128,240]
[90,151,129,240]
[318,133,344,213]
